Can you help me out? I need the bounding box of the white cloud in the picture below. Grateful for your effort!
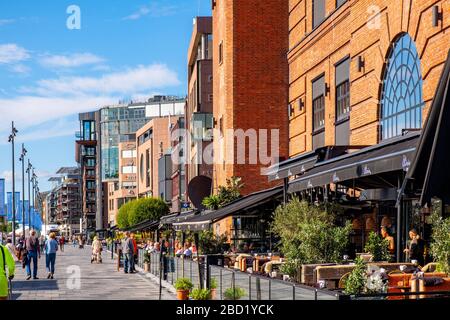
[23,64,180,96]
[39,53,105,68]
[0,63,180,143]
[10,64,31,74]
[0,44,30,64]
[123,3,178,20]
[0,19,15,26]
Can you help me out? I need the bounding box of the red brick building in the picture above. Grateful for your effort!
[212,0,290,195]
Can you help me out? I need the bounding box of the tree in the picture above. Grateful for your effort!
[117,200,135,229]
[128,197,169,227]
[430,207,450,274]
[271,198,352,279]
[364,232,391,262]
[202,176,244,210]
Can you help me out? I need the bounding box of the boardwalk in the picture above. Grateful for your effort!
[10,245,175,300]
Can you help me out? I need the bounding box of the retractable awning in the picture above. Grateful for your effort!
[173,186,283,231]
[123,219,159,232]
[159,210,198,226]
[288,132,420,193]
[264,151,317,182]
[403,49,450,206]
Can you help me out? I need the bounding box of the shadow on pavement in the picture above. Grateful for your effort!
[11,280,59,291]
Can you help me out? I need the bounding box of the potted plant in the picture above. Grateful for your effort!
[364,232,391,262]
[190,288,211,300]
[143,250,150,272]
[209,278,218,299]
[224,287,246,300]
[175,278,193,300]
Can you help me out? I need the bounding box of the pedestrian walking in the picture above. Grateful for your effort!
[91,236,102,264]
[44,233,58,279]
[130,233,137,272]
[121,232,135,274]
[72,235,77,248]
[39,235,45,253]
[25,230,41,280]
[5,239,19,262]
[59,235,65,252]
[0,242,15,300]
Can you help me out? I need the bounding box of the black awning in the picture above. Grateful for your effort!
[289,133,420,193]
[124,219,159,232]
[405,49,450,206]
[173,186,283,231]
[159,210,198,225]
[264,151,317,181]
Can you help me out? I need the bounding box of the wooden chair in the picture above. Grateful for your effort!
[338,272,351,289]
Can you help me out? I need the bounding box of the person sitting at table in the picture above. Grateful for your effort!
[381,226,395,255]
[404,229,425,266]
[183,243,192,258]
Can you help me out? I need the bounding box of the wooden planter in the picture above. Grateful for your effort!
[177,290,190,300]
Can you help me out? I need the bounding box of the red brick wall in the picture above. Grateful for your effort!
[213,0,289,195]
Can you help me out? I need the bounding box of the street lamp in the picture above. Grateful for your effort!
[19,144,27,237]
[8,122,18,246]
[26,160,32,231]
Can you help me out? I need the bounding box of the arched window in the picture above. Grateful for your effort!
[380,34,423,140]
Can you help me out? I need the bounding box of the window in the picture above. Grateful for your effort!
[380,33,423,140]
[313,0,326,29]
[336,0,347,7]
[208,94,213,102]
[219,41,223,65]
[122,150,136,159]
[85,158,95,167]
[312,75,325,131]
[122,166,136,174]
[335,58,350,121]
[313,96,325,130]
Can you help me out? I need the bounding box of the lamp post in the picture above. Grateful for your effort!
[8,122,18,246]
[19,144,27,237]
[26,160,32,231]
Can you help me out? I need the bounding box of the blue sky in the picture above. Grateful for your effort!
[0,0,211,193]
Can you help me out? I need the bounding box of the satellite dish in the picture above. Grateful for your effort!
[187,175,212,210]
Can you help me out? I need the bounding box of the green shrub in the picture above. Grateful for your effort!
[364,232,391,262]
[344,257,367,295]
[430,208,450,274]
[202,176,243,209]
[117,200,135,229]
[271,198,352,279]
[128,197,169,226]
[210,278,218,289]
[224,287,246,300]
[190,288,211,300]
[174,278,194,291]
[198,230,228,254]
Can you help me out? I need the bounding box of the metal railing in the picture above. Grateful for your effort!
[136,250,340,300]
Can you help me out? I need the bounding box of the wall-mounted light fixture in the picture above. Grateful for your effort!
[298,97,305,112]
[212,0,217,9]
[288,104,294,117]
[357,55,365,72]
[432,5,442,27]
[325,83,330,96]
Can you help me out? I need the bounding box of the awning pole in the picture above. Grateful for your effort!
[283,178,289,205]
[396,175,402,262]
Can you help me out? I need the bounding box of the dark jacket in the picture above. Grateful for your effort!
[409,238,425,265]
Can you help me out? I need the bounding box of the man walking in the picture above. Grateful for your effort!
[121,232,135,274]
[59,235,65,252]
[25,230,40,280]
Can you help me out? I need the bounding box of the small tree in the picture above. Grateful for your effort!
[430,210,450,274]
[344,257,367,295]
[198,230,228,254]
[201,176,244,210]
[271,198,351,279]
[117,200,135,229]
[128,197,169,226]
[364,232,391,262]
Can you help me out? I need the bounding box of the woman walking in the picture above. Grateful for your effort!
[91,236,102,264]
[45,233,59,279]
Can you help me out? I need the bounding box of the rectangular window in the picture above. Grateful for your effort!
[122,150,136,159]
[122,166,136,174]
[335,57,350,121]
[313,0,326,29]
[312,75,325,131]
[336,0,347,8]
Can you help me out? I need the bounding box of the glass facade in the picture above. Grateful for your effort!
[381,33,424,140]
[100,106,148,180]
